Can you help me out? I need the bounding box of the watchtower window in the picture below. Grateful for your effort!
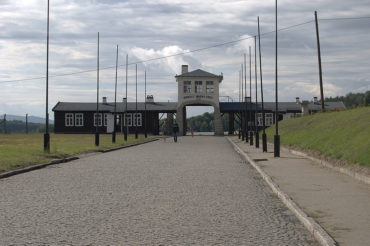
[195,81,203,93]
[206,81,214,93]
[184,81,191,93]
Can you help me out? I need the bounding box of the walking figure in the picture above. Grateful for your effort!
[161,121,168,142]
[172,121,179,142]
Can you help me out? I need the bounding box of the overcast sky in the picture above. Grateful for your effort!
[1,0,370,118]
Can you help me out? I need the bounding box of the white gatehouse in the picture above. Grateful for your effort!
[175,65,224,136]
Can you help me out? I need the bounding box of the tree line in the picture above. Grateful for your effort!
[325,90,370,107]
[187,112,229,132]
[0,120,54,133]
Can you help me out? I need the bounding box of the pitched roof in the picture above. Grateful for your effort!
[219,101,346,112]
[175,69,222,78]
[52,102,177,113]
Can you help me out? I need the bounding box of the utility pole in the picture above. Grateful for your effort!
[124,54,128,141]
[274,0,280,157]
[258,16,267,152]
[95,32,100,146]
[135,64,138,139]
[315,11,325,112]
[144,70,147,138]
[249,46,253,145]
[112,45,118,143]
[254,36,259,148]
[44,0,50,152]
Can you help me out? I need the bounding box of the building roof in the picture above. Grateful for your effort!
[175,69,223,79]
[54,101,345,114]
[52,102,178,113]
[219,101,346,113]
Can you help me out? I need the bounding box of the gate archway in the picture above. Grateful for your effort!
[176,101,223,136]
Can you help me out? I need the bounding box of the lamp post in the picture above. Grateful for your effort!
[112,45,118,143]
[95,32,100,146]
[254,36,259,148]
[135,64,138,139]
[144,70,148,138]
[258,16,267,152]
[238,70,241,139]
[44,0,50,152]
[249,46,253,145]
[241,63,244,141]
[124,54,128,141]
[274,0,280,157]
[244,53,248,143]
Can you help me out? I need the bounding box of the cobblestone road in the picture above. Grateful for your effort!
[0,136,318,245]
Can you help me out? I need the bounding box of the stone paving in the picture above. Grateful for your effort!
[0,136,318,245]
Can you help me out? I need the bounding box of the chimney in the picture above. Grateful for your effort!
[122,97,127,104]
[313,96,318,103]
[146,95,154,103]
[102,97,107,104]
[301,101,309,116]
[181,65,188,74]
[296,97,300,104]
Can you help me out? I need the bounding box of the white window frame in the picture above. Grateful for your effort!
[206,81,214,93]
[103,113,108,126]
[65,113,74,127]
[124,113,132,126]
[257,113,263,126]
[75,113,84,127]
[133,113,142,126]
[94,113,103,126]
[195,81,203,93]
[265,113,274,126]
[184,81,191,93]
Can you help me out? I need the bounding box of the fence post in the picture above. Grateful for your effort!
[4,114,7,134]
[26,113,29,133]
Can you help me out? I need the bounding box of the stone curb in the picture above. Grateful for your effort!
[226,137,338,246]
[98,138,159,153]
[280,145,370,185]
[0,157,79,180]
[0,138,160,180]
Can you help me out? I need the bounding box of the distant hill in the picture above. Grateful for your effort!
[0,114,54,124]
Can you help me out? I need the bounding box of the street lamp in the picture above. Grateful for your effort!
[44,0,50,152]
[274,0,280,157]
[95,32,100,146]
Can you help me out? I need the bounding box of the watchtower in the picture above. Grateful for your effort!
[175,65,224,136]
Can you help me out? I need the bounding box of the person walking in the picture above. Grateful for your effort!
[161,120,168,142]
[172,121,179,142]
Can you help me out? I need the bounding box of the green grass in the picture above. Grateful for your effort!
[264,107,370,166]
[0,133,155,173]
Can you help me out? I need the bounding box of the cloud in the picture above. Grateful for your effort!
[0,0,370,117]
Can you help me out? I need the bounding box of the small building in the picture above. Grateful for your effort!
[175,65,224,136]
[52,97,176,134]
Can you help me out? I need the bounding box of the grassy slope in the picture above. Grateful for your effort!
[264,107,370,166]
[0,133,153,172]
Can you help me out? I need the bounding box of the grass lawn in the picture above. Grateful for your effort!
[0,133,155,173]
[264,107,370,166]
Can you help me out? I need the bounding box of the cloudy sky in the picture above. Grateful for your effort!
[1,0,370,118]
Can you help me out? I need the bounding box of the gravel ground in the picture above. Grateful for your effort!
[0,136,318,245]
